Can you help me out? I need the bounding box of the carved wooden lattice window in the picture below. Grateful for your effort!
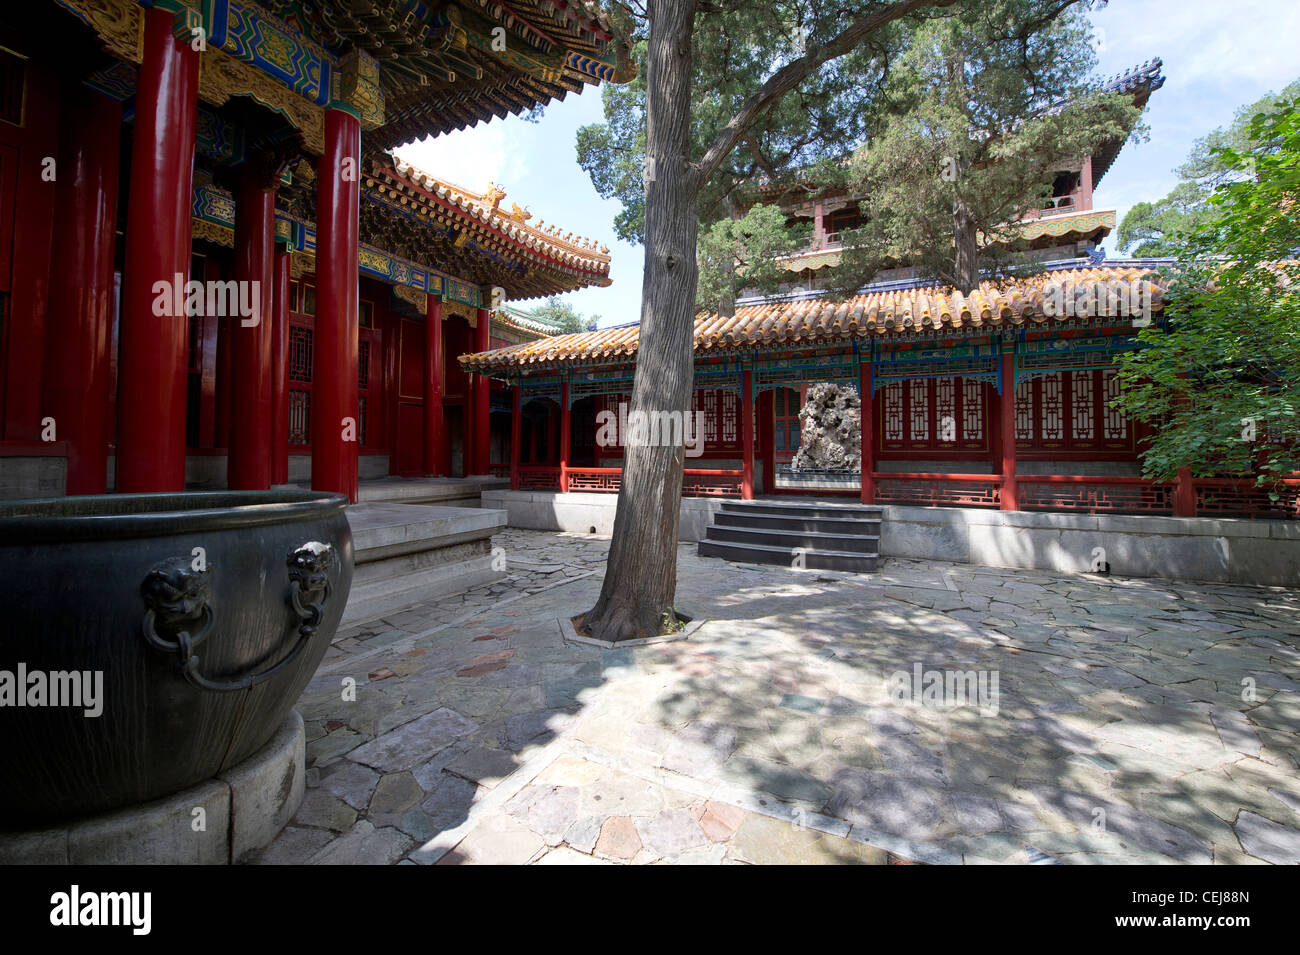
[1015,379,1034,441]
[357,340,370,388]
[883,382,904,442]
[935,377,956,445]
[909,379,930,442]
[288,391,310,445]
[289,326,313,382]
[1071,371,1094,441]
[1016,369,1133,452]
[701,390,718,444]
[962,380,984,442]
[882,378,986,452]
[720,391,738,444]
[1040,372,1064,443]
[1102,370,1128,441]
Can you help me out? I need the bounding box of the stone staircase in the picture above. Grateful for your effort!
[698,499,882,573]
[336,479,511,627]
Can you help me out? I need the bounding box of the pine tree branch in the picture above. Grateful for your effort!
[694,0,959,189]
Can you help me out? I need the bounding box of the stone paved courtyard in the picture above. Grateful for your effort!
[253,528,1300,865]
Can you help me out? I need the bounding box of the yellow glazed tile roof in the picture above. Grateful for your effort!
[460,265,1163,373]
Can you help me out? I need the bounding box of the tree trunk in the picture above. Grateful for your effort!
[582,0,699,642]
[953,197,979,295]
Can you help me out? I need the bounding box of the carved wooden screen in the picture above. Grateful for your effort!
[1014,370,1132,452]
[879,377,987,453]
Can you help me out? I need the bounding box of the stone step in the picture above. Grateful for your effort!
[355,477,509,508]
[714,511,881,535]
[340,502,507,626]
[698,538,879,573]
[721,499,884,520]
[705,524,879,554]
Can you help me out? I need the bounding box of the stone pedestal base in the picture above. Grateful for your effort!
[0,710,305,864]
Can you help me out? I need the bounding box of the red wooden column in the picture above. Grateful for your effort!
[1078,155,1094,211]
[116,5,198,492]
[214,310,232,450]
[859,360,876,504]
[999,352,1020,510]
[758,389,775,495]
[559,379,571,492]
[44,89,120,494]
[1173,468,1197,517]
[510,385,522,490]
[271,250,291,486]
[228,161,276,490]
[423,294,445,476]
[741,368,755,499]
[471,306,492,474]
[312,108,361,502]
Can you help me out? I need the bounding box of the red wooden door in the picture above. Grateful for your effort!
[394,317,424,476]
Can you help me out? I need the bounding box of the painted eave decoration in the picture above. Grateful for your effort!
[62,0,632,154]
[781,209,1119,272]
[378,159,612,281]
[459,265,1166,373]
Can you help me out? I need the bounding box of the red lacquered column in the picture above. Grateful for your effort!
[472,306,491,475]
[741,368,755,499]
[860,361,876,504]
[116,6,198,493]
[228,162,275,490]
[271,249,291,486]
[999,352,1020,511]
[758,389,775,496]
[214,312,232,449]
[1173,467,1197,517]
[311,108,361,502]
[559,379,571,492]
[510,385,522,490]
[424,294,445,476]
[45,89,120,494]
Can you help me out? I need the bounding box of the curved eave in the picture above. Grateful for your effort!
[460,265,1165,375]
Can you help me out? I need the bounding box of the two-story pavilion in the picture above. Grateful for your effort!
[0,0,625,501]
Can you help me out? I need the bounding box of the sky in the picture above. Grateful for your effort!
[396,0,1300,330]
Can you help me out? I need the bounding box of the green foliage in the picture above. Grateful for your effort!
[1116,78,1300,255]
[834,1,1139,293]
[520,297,600,333]
[1111,99,1300,486]
[695,204,810,310]
[575,4,904,309]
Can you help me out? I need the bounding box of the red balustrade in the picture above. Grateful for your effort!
[566,467,622,492]
[1194,478,1300,519]
[556,467,743,497]
[1017,475,1176,514]
[517,466,562,490]
[871,472,1002,508]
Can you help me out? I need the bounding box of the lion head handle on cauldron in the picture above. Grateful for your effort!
[287,541,334,637]
[140,556,215,655]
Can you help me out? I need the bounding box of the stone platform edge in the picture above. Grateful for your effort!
[0,710,305,865]
[482,490,1300,588]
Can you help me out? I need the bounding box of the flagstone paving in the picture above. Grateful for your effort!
[253,528,1300,865]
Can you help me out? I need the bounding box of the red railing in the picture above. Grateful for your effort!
[517,465,562,490]
[1194,478,1300,519]
[1018,475,1176,514]
[560,467,743,497]
[512,465,1300,519]
[872,472,1002,508]
[566,467,622,493]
